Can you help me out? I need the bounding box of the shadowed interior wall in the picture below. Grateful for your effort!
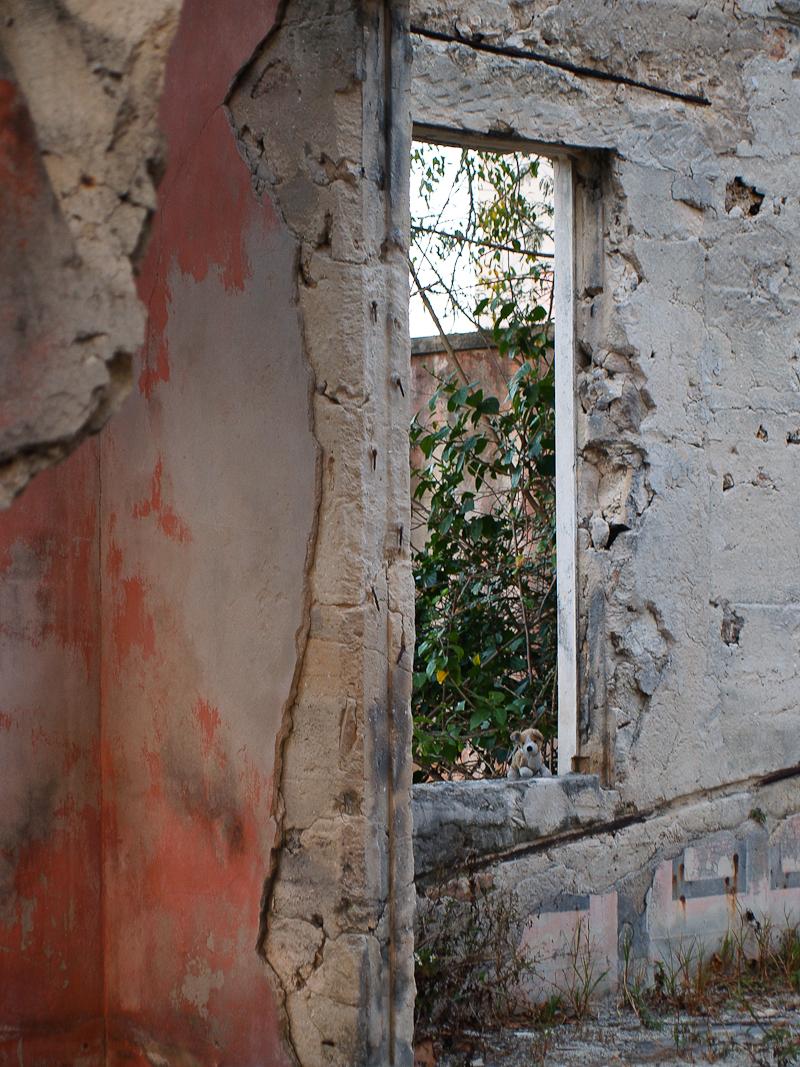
[98,0,317,1061]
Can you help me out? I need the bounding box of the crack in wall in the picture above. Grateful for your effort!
[221,11,324,1064]
[415,762,800,888]
[221,2,414,1063]
[409,25,711,106]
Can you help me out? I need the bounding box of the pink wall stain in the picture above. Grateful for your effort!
[137,0,278,399]
[0,78,40,207]
[104,0,290,1062]
[194,698,226,766]
[112,577,157,666]
[133,456,192,543]
[0,444,98,676]
[103,667,282,1062]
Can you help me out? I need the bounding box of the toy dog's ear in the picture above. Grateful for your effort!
[510,730,521,745]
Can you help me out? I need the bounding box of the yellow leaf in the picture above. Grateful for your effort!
[472,653,481,666]
[436,668,448,684]
[515,554,525,569]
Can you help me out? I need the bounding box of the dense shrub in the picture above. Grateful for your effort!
[410,145,557,780]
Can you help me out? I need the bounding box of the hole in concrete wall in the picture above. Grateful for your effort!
[408,138,572,783]
[725,177,764,217]
[720,602,744,646]
[605,522,631,549]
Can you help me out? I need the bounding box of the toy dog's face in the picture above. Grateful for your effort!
[511,727,544,762]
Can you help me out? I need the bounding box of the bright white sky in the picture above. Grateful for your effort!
[409,143,554,338]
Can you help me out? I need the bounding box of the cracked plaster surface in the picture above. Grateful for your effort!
[223,2,415,1064]
[0,0,180,505]
[4,0,800,1059]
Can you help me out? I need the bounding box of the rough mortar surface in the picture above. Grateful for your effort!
[0,1,180,505]
[226,4,416,1061]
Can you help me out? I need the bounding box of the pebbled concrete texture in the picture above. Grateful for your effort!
[434,996,800,1066]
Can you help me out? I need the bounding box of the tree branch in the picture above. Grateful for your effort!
[411,224,554,259]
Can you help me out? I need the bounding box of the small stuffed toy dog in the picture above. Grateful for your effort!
[507,727,552,779]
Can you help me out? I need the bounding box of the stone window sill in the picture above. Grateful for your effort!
[412,775,622,881]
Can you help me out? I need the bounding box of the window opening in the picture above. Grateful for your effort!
[408,138,577,782]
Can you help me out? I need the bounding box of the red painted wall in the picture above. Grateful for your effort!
[0,445,104,1064]
[1,1,318,1062]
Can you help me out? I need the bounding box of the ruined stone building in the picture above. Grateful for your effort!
[1,1,799,1065]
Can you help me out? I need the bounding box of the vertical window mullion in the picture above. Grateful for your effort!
[554,156,579,776]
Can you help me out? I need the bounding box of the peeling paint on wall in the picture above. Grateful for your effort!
[99,0,315,1061]
[3,0,798,1063]
[0,2,180,506]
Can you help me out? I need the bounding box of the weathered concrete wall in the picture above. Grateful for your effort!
[410,0,800,1002]
[410,333,510,422]
[5,0,797,1055]
[414,774,800,1004]
[410,0,800,803]
[226,3,416,1062]
[0,1,179,507]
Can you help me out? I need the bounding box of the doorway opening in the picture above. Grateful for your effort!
[407,136,577,782]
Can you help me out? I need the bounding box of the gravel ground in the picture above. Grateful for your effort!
[419,994,800,1066]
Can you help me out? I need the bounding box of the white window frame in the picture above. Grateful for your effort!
[554,157,578,776]
[410,130,581,777]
